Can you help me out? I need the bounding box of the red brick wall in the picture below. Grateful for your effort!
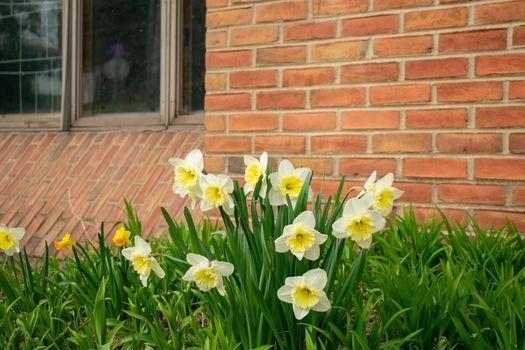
[203,0,525,230]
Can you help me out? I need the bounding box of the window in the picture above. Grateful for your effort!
[0,0,205,130]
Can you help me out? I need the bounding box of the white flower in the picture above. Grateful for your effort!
[275,211,327,261]
[332,193,386,249]
[122,236,165,287]
[277,268,331,320]
[0,225,25,256]
[268,160,312,207]
[244,152,268,197]
[200,174,235,214]
[169,149,204,208]
[182,253,234,296]
[361,171,403,216]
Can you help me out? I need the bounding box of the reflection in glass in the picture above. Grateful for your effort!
[81,0,160,116]
[0,1,62,115]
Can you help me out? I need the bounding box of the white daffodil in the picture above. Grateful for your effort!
[332,193,386,249]
[200,173,235,214]
[277,268,331,320]
[361,171,403,216]
[0,225,25,256]
[275,211,327,261]
[243,152,268,197]
[122,236,165,287]
[169,149,204,208]
[182,253,234,296]
[268,160,312,207]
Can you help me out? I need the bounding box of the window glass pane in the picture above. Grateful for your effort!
[0,1,62,115]
[180,0,205,114]
[81,0,160,116]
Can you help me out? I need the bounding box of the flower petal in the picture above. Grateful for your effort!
[139,274,148,287]
[186,149,203,171]
[274,236,289,253]
[277,284,293,303]
[121,247,136,260]
[294,211,315,228]
[213,261,234,277]
[357,237,372,249]
[278,159,294,176]
[187,253,209,266]
[364,171,377,190]
[134,236,151,256]
[292,304,310,320]
[182,266,198,281]
[303,268,327,290]
[151,258,165,279]
[311,292,331,312]
[304,245,320,261]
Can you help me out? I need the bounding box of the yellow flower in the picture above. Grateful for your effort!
[122,236,165,287]
[182,253,234,296]
[113,226,132,247]
[361,171,403,216]
[0,224,25,256]
[54,233,76,251]
[268,160,312,207]
[243,152,268,197]
[169,149,204,209]
[199,174,235,214]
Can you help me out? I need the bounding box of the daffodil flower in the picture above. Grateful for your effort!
[200,173,235,214]
[169,149,204,208]
[182,253,234,296]
[244,152,268,197]
[361,171,403,216]
[0,224,25,256]
[122,236,165,287]
[112,226,132,247]
[54,233,76,251]
[332,193,386,249]
[275,211,327,261]
[277,268,331,320]
[268,160,312,207]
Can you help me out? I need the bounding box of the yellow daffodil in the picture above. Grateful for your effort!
[199,173,235,214]
[275,211,327,261]
[277,268,331,320]
[169,149,204,208]
[268,160,312,207]
[182,253,234,296]
[332,193,385,249]
[361,171,403,216]
[112,226,132,247]
[0,224,25,256]
[122,236,165,287]
[54,233,76,251]
[243,152,268,197]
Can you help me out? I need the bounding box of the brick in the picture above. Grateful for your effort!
[312,0,368,15]
[410,207,468,226]
[207,0,227,8]
[205,136,251,153]
[205,93,251,111]
[204,115,225,132]
[311,88,365,107]
[510,133,525,153]
[476,54,525,76]
[514,25,525,46]
[370,84,431,105]
[256,1,307,22]
[283,67,335,86]
[205,73,226,91]
[512,185,525,205]
[283,112,337,131]
[473,210,525,231]
[476,107,525,128]
[230,70,277,88]
[341,110,400,130]
[374,0,432,10]
[230,26,278,46]
[339,158,397,176]
[341,62,398,83]
[257,91,305,109]
[509,81,525,99]
[374,35,432,57]
[405,7,467,31]
[439,29,507,53]
[311,135,367,153]
[257,46,307,65]
[438,184,505,205]
[289,157,333,174]
[405,58,468,80]
[396,182,433,202]
[311,40,366,61]
[404,158,467,178]
[206,8,252,28]
[341,15,398,37]
[373,133,432,153]
[229,114,278,132]
[475,1,525,24]
[206,50,252,69]
[437,81,503,102]
[284,21,335,41]
[437,133,502,153]
[254,135,305,154]
[206,31,227,48]
[475,159,525,180]
[205,156,225,173]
